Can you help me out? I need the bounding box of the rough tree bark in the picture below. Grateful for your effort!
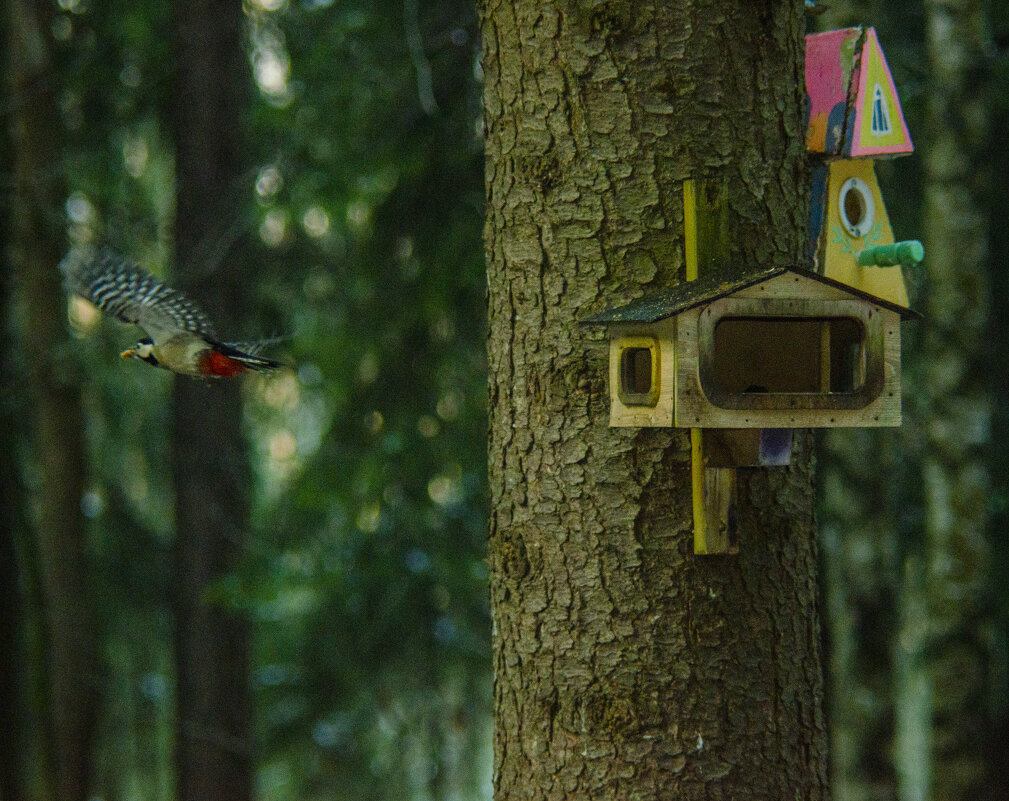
[171,2,253,800]
[7,2,96,801]
[481,1,826,798]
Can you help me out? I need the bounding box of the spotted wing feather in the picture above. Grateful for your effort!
[61,252,218,344]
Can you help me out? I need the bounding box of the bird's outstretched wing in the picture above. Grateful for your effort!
[60,251,219,344]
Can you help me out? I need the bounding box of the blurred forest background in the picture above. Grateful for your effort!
[0,1,1006,801]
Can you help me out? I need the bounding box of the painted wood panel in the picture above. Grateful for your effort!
[608,319,676,427]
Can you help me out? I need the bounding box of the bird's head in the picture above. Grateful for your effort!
[120,337,161,367]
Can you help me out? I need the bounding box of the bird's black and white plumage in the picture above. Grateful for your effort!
[60,251,283,378]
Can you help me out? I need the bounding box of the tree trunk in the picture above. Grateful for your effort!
[0,420,26,801]
[815,5,997,799]
[0,32,27,798]
[900,4,992,800]
[481,1,826,798]
[0,152,27,801]
[7,2,96,801]
[171,2,253,800]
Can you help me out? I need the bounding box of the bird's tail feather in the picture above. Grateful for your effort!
[219,342,284,373]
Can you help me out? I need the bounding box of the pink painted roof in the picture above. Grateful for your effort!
[805,27,913,158]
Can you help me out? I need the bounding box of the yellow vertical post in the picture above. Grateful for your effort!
[690,429,709,551]
[684,179,737,554]
[684,180,707,551]
[683,179,699,282]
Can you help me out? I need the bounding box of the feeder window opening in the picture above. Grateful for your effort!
[839,177,875,237]
[709,316,869,402]
[617,339,659,407]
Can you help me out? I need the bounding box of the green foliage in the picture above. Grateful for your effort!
[815,3,1008,798]
[15,0,489,798]
[241,0,489,797]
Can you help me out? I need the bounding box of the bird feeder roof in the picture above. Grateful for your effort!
[582,264,918,324]
[805,27,913,158]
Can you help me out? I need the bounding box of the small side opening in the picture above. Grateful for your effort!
[617,340,659,407]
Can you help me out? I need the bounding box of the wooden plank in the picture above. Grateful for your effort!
[683,176,730,279]
[675,295,902,428]
[729,271,858,301]
[683,178,698,281]
[684,177,737,554]
[820,320,831,392]
[705,428,793,467]
[674,308,701,427]
[692,430,739,554]
[608,320,676,427]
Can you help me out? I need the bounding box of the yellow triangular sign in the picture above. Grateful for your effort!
[851,28,912,156]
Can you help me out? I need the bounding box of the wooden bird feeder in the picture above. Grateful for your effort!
[583,28,922,555]
[586,263,914,432]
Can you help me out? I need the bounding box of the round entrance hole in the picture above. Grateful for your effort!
[839,177,875,238]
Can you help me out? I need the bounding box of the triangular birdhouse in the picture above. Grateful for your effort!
[805,27,920,312]
[805,27,912,158]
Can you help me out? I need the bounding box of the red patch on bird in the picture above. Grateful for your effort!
[200,350,247,377]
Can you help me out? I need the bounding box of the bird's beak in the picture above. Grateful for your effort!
[120,348,137,359]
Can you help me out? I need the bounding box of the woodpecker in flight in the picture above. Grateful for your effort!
[61,252,283,378]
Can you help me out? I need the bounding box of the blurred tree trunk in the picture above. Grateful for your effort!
[0,503,25,801]
[482,1,826,799]
[0,30,24,797]
[815,4,997,800]
[6,2,96,801]
[0,81,27,801]
[0,421,25,801]
[899,4,993,800]
[986,8,1009,798]
[813,4,907,799]
[171,2,253,800]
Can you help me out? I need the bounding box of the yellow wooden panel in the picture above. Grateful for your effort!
[820,159,910,308]
[692,432,738,556]
[684,178,698,281]
[608,320,676,427]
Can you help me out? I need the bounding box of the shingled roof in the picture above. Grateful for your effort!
[583,264,918,324]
